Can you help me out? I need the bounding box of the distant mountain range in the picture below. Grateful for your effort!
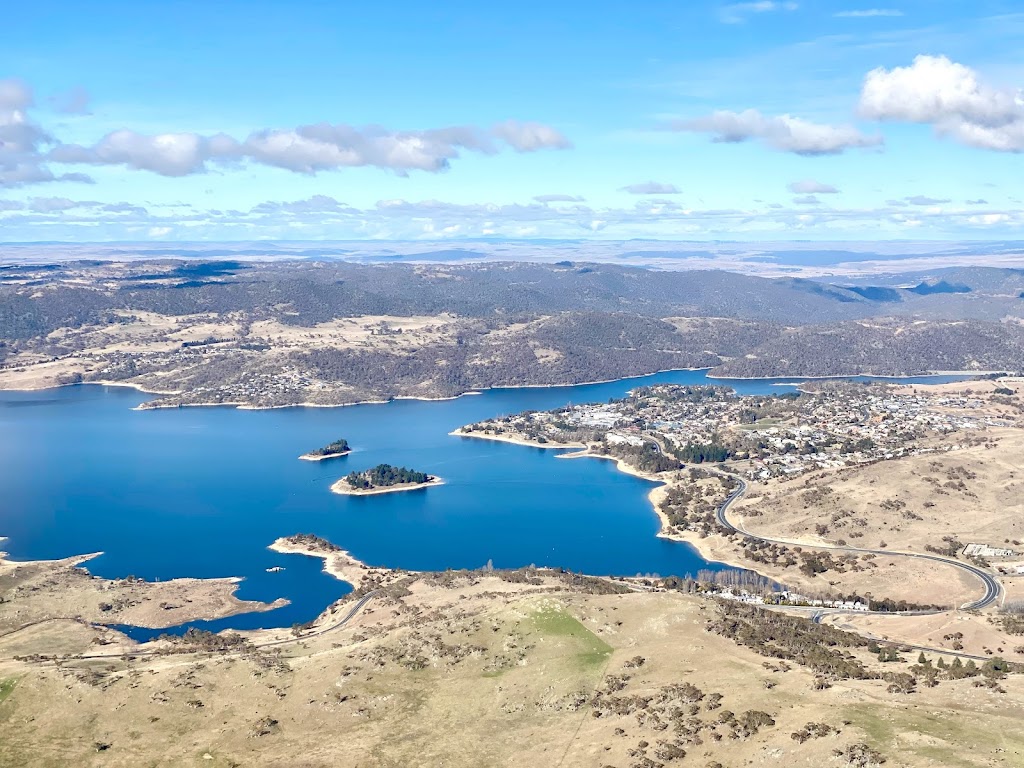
[1,259,1022,404]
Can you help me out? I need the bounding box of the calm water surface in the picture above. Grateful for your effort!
[0,370,966,638]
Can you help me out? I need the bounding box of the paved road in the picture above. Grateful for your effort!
[256,590,379,650]
[713,474,1000,610]
[640,432,999,610]
[809,609,992,662]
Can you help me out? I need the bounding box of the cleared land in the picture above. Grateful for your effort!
[1,551,1023,768]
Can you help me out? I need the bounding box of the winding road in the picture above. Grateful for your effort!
[712,474,1000,611]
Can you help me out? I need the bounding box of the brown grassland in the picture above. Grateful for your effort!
[2,547,1023,768]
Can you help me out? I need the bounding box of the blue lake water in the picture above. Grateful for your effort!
[0,370,968,639]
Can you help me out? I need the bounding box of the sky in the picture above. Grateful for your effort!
[1,0,1024,243]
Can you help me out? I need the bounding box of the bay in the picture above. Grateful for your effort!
[0,369,967,639]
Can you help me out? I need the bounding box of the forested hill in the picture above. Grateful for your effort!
[4,260,1024,336]
[1,259,1023,406]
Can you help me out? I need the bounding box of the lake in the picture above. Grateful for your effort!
[0,370,967,639]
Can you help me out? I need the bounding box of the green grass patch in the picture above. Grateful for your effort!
[844,703,1022,767]
[530,605,612,668]
[0,678,16,704]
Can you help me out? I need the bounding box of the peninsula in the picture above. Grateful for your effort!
[330,463,443,496]
[299,438,351,461]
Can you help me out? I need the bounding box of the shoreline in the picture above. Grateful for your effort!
[707,370,995,382]
[448,428,586,450]
[329,476,445,496]
[0,367,989,411]
[445,429,762,575]
[0,546,290,631]
[299,450,352,461]
[0,549,104,570]
[268,536,380,586]
[558,450,770,575]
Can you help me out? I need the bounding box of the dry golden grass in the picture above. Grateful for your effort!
[736,429,1024,558]
[1,573,1022,768]
[0,552,281,634]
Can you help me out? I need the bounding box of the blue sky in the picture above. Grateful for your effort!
[1,0,1023,241]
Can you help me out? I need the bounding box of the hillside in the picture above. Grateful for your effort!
[2,260,1024,405]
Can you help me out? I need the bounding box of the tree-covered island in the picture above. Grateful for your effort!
[299,439,351,461]
[330,463,442,495]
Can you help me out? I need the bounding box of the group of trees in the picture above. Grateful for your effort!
[714,318,1024,378]
[709,599,873,681]
[345,464,429,489]
[674,440,732,464]
[600,442,680,473]
[307,439,350,457]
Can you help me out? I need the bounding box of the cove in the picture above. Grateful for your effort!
[0,369,968,641]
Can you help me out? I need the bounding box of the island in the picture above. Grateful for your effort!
[299,438,351,461]
[330,463,443,496]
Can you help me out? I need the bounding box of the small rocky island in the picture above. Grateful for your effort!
[330,463,443,496]
[300,438,351,461]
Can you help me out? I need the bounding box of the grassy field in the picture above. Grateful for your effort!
[1,570,1022,767]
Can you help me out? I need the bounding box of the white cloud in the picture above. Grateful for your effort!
[859,55,1024,152]
[788,179,840,194]
[721,1,798,24]
[51,130,240,176]
[45,120,570,179]
[239,125,468,174]
[1,77,570,185]
[834,9,904,17]
[619,181,681,195]
[673,109,882,155]
[533,194,585,203]
[905,195,950,205]
[7,193,1024,241]
[0,78,94,187]
[968,213,1010,225]
[27,196,81,212]
[492,120,572,152]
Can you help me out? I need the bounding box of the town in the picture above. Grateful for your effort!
[458,382,1019,481]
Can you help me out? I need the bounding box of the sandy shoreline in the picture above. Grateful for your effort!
[268,537,377,586]
[0,549,104,570]
[298,450,351,461]
[329,476,445,496]
[448,428,586,450]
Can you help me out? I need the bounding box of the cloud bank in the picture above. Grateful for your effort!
[0,78,571,186]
